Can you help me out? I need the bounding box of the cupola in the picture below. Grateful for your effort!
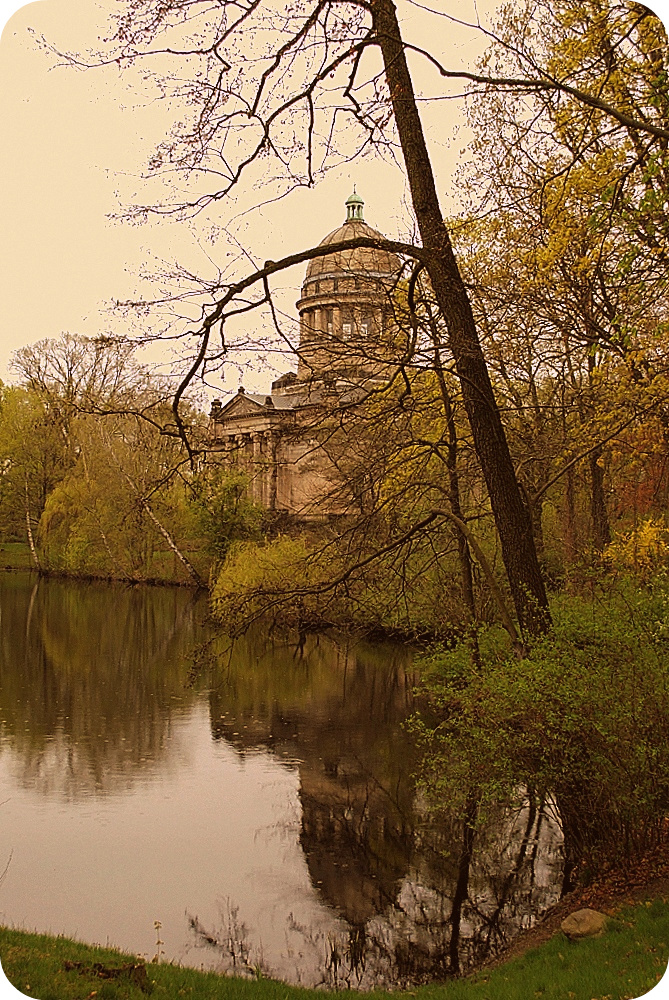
[345,190,365,222]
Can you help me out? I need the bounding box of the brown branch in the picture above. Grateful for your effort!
[397,40,669,141]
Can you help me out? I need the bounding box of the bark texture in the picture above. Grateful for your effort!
[371,0,550,636]
[589,447,611,552]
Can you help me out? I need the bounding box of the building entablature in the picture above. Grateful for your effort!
[296,288,393,314]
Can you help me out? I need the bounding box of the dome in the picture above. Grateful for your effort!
[304,194,400,281]
[296,193,400,385]
[305,220,400,279]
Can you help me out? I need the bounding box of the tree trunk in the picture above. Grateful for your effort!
[589,447,611,552]
[564,466,577,563]
[586,356,610,553]
[528,491,545,560]
[140,498,204,587]
[432,343,481,666]
[371,0,550,637]
[24,479,41,573]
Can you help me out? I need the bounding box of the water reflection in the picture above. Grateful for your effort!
[0,574,563,988]
[0,575,200,796]
[199,630,562,986]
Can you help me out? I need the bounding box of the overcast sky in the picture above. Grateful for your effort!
[1,0,668,397]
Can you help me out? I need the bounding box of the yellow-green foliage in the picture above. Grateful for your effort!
[211,533,470,637]
[211,537,341,631]
[604,517,669,581]
[39,474,157,578]
[188,467,263,561]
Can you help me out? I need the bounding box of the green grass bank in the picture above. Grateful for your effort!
[2,898,668,1000]
[0,543,36,572]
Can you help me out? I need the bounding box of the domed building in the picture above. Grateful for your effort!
[296,192,401,383]
[208,193,401,518]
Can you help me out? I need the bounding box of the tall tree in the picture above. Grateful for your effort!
[453,0,669,557]
[369,0,548,636]
[44,0,668,630]
[58,1,649,636]
[0,384,74,567]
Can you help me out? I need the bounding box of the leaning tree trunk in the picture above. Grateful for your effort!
[371,0,550,637]
[24,478,41,573]
[140,498,204,588]
[119,466,204,587]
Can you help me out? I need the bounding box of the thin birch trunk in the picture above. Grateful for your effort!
[24,479,41,572]
[139,494,204,587]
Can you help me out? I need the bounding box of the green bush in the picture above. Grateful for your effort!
[188,468,263,562]
[413,583,669,882]
[210,529,471,637]
[210,536,341,631]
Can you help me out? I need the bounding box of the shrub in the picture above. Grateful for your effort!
[604,516,669,581]
[413,585,669,885]
[210,536,344,632]
[210,532,469,637]
[188,468,263,562]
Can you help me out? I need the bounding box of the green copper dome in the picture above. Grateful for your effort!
[345,190,364,222]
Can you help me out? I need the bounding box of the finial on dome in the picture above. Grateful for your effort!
[345,189,364,222]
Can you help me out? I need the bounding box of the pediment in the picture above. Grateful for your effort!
[215,395,266,420]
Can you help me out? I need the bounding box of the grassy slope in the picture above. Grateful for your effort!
[1,899,668,1000]
[0,542,210,585]
[0,543,35,571]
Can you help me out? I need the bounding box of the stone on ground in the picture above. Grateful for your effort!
[560,908,608,940]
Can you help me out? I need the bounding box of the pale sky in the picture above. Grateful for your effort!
[1,0,668,397]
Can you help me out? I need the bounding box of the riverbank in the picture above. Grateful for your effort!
[0,543,35,572]
[0,542,208,587]
[2,890,668,1000]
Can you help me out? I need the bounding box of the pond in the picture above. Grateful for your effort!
[0,573,563,988]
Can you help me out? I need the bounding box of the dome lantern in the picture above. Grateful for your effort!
[345,190,364,222]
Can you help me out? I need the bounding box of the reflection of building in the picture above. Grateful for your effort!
[206,630,564,986]
[208,193,400,519]
[208,631,421,926]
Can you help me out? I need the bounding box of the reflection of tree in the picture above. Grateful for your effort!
[204,632,564,985]
[449,796,563,975]
[0,574,204,796]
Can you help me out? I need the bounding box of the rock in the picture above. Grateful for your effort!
[560,908,608,940]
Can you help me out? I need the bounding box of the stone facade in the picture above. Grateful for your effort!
[208,193,400,520]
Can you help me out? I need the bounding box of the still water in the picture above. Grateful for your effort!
[0,574,563,988]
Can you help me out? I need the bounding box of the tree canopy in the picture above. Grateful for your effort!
[9,0,663,641]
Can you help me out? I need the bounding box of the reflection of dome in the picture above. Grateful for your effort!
[304,219,400,282]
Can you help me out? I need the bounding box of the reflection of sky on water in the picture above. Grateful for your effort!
[0,574,564,987]
[0,700,337,980]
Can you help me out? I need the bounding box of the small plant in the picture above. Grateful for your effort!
[151,920,164,964]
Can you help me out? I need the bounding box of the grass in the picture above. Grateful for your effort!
[1,899,668,1000]
[0,542,212,586]
[0,542,35,571]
